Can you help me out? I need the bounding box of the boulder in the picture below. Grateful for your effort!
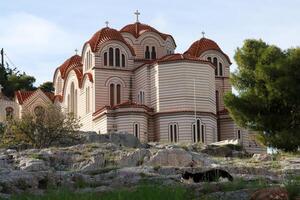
[75,154,105,171]
[146,148,193,167]
[250,187,288,200]
[252,154,273,162]
[119,149,151,167]
[83,132,141,148]
[19,158,49,172]
[201,145,233,157]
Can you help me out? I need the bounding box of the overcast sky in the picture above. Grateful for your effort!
[1,0,300,85]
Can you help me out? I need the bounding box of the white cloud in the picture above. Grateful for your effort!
[0,13,82,85]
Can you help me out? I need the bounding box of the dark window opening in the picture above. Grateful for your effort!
[110,83,114,106]
[122,54,125,67]
[104,52,108,66]
[213,57,218,75]
[116,84,121,104]
[219,63,223,76]
[109,48,114,66]
[151,46,156,59]
[145,46,150,59]
[115,48,120,67]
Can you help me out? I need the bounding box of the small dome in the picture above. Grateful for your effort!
[185,38,231,64]
[120,22,176,46]
[86,27,135,55]
[58,55,82,79]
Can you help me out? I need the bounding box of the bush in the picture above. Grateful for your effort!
[2,104,81,148]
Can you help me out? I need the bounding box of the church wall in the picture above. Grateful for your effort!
[134,65,150,106]
[215,78,231,111]
[154,62,216,114]
[21,91,53,116]
[219,116,235,141]
[0,99,19,122]
[113,112,149,142]
[155,113,217,144]
[93,114,108,134]
[94,69,133,110]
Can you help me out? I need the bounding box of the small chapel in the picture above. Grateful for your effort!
[0,11,264,153]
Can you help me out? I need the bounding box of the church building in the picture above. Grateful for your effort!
[0,12,264,153]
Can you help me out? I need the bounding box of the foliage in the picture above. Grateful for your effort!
[2,104,81,148]
[224,39,300,152]
[39,81,54,93]
[0,60,36,98]
[6,185,190,200]
[0,122,5,137]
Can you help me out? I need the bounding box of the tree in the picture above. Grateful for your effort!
[224,39,300,152]
[0,50,36,98]
[39,81,54,93]
[2,104,81,148]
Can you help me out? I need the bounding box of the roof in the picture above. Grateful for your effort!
[153,53,213,66]
[184,38,231,64]
[58,55,82,79]
[120,22,176,46]
[86,27,135,55]
[15,90,54,105]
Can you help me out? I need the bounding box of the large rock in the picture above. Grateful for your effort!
[119,149,151,167]
[250,187,288,200]
[201,145,233,157]
[84,132,141,148]
[252,154,273,162]
[19,158,49,172]
[146,148,193,167]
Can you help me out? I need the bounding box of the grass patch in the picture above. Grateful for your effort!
[6,184,191,200]
[284,176,300,200]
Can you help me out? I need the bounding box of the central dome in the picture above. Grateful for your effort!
[120,22,176,45]
[86,27,135,55]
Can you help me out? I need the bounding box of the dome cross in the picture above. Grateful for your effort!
[134,10,140,22]
[201,31,205,38]
[105,21,109,28]
[75,49,78,55]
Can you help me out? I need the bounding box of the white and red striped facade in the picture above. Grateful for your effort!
[49,21,263,152]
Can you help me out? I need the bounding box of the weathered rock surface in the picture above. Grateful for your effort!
[0,135,298,198]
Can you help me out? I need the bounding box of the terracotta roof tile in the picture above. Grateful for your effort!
[120,22,176,46]
[59,55,82,79]
[15,90,55,105]
[86,27,135,55]
[184,38,231,64]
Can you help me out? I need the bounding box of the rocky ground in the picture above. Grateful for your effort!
[0,133,299,199]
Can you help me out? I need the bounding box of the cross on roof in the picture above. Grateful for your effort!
[201,31,205,38]
[75,49,78,55]
[105,21,109,27]
[134,10,140,22]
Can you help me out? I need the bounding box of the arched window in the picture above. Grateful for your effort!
[70,82,77,116]
[109,47,114,66]
[34,106,45,117]
[169,123,178,143]
[145,46,150,59]
[207,57,211,62]
[192,118,205,143]
[216,90,219,112]
[86,87,90,113]
[115,48,120,67]
[213,57,218,76]
[219,63,223,76]
[104,52,108,66]
[116,84,121,104]
[122,54,125,67]
[133,122,140,138]
[151,46,156,59]
[5,107,14,120]
[138,91,145,104]
[110,83,115,106]
[237,130,241,140]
